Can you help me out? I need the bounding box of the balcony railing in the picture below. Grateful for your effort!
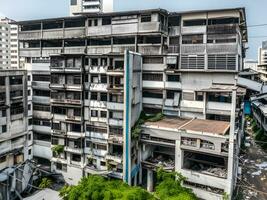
[207,24,238,34]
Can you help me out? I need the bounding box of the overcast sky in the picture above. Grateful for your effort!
[0,0,266,60]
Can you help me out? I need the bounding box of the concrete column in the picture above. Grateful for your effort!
[147,169,153,192]
[175,135,182,172]
[226,89,237,199]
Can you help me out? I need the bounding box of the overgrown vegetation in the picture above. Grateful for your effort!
[59,175,155,200]
[59,169,197,200]
[38,177,53,189]
[132,111,164,139]
[154,168,197,200]
[52,145,64,156]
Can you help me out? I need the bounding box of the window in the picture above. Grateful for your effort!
[182,34,203,44]
[141,15,151,23]
[143,73,163,81]
[2,110,6,117]
[208,18,239,25]
[56,163,67,172]
[32,75,50,82]
[28,104,31,111]
[181,55,205,69]
[91,110,98,117]
[28,149,32,155]
[91,92,98,100]
[102,17,111,25]
[168,16,180,26]
[10,76,22,85]
[91,75,99,83]
[101,75,107,83]
[0,156,6,163]
[72,154,81,162]
[100,161,106,166]
[195,92,204,101]
[2,125,7,133]
[0,77,5,86]
[93,143,107,150]
[183,19,206,26]
[143,57,163,64]
[86,125,107,133]
[100,111,107,118]
[100,93,107,101]
[167,75,180,82]
[143,90,163,99]
[208,54,236,70]
[33,90,50,97]
[183,92,194,101]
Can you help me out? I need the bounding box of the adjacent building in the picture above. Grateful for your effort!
[70,0,114,16]
[0,17,19,69]
[17,7,247,200]
[0,70,31,199]
[258,41,267,84]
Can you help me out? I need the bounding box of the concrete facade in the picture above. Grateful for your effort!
[0,17,19,69]
[17,7,247,200]
[0,70,30,199]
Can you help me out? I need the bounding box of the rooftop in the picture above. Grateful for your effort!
[144,117,230,136]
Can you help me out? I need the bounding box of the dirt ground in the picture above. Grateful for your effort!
[238,127,267,200]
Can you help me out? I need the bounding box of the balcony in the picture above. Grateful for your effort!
[107,84,124,92]
[181,44,206,54]
[143,97,163,105]
[33,96,50,104]
[107,102,124,111]
[108,118,123,126]
[33,125,51,134]
[64,27,85,38]
[206,43,238,54]
[180,100,204,113]
[90,83,107,92]
[19,30,41,40]
[168,45,180,54]
[87,131,108,140]
[65,115,82,122]
[42,48,63,57]
[206,102,232,115]
[64,47,86,54]
[108,134,123,145]
[90,117,107,123]
[87,46,112,55]
[106,154,123,164]
[207,24,237,34]
[143,63,166,71]
[107,66,124,75]
[20,48,41,57]
[33,110,51,119]
[112,45,136,54]
[65,146,83,154]
[181,26,206,34]
[67,131,85,138]
[89,100,107,108]
[89,66,108,74]
[50,83,65,89]
[42,29,64,39]
[11,138,25,150]
[65,84,82,91]
[112,23,138,35]
[89,148,107,157]
[165,82,182,89]
[51,98,82,105]
[143,81,164,89]
[32,81,50,90]
[138,44,162,55]
[87,25,112,36]
[169,26,180,36]
[138,22,161,33]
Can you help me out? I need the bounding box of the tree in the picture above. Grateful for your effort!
[59,175,155,200]
[155,168,197,200]
[39,177,52,189]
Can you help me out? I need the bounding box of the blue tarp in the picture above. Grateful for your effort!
[244,100,251,115]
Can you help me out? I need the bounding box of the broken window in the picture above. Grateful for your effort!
[181,137,197,147]
[183,151,228,179]
[195,92,204,101]
[141,15,151,23]
[167,75,180,82]
[10,76,22,85]
[88,38,111,46]
[183,19,206,26]
[143,57,163,64]
[64,39,85,47]
[182,34,203,44]
[65,19,85,28]
[43,21,63,30]
[102,17,112,25]
[51,56,64,68]
[200,140,215,150]
[113,37,135,45]
[143,90,163,99]
[33,75,50,82]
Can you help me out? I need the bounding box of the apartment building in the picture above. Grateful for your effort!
[70,0,114,16]
[17,7,247,200]
[257,41,267,84]
[0,17,19,69]
[0,70,31,199]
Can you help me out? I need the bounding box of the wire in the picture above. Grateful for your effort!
[248,23,267,28]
